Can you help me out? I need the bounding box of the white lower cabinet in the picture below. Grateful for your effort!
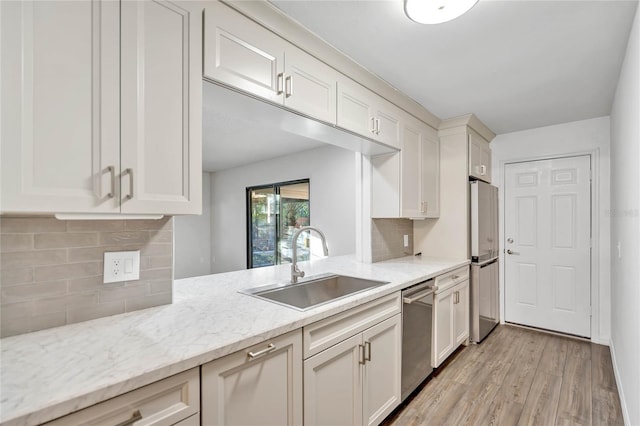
[303,294,402,426]
[46,368,200,426]
[201,330,303,426]
[433,267,470,367]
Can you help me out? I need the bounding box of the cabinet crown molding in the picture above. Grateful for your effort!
[438,113,496,142]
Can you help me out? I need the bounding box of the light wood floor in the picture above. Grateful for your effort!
[384,325,624,426]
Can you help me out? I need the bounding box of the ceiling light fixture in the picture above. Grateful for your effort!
[404,0,479,24]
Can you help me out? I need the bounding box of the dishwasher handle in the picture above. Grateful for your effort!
[403,287,435,304]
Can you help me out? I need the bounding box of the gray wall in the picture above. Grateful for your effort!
[174,173,212,279]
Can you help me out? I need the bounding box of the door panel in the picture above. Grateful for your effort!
[362,315,401,426]
[121,0,201,214]
[0,0,120,213]
[505,155,591,337]
[304,334,363,426]
[203,1,284,103]
[337,77,375,137]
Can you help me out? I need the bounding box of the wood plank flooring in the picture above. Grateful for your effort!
[384,325,623,426]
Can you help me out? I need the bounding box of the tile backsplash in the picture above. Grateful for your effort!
[371,218,414,262]
[0,216,173,338]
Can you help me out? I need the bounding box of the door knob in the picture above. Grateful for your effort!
[506,249,520,255]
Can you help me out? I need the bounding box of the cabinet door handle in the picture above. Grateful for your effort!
[370,117,376,134]
[106,166,115,198]
[375,118,381,135]
[114,410,142,426]
[364,341,371,362]
[276,73,284,95]
[248,343,276,359]
[359,344,366,365]
[285,75,293,97]
[125,168,134,200]
[452,275,459,280]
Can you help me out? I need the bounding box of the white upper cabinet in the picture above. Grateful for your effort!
[1,0,120,213]
[371,117,440,219]
[120,0,202,215]
[0,0,202,215]
[469,130,492,183]
[204,1,338,124]
[337,76,402,149]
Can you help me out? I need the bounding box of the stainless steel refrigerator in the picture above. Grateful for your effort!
[470,180,500,343]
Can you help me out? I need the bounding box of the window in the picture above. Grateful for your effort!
[247,179,310,269]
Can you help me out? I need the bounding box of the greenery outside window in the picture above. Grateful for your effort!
[247,179,310,269]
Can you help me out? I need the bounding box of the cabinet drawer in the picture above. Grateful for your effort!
[303,293,401,359]
[435,266,469,293]
[46,368,199,426]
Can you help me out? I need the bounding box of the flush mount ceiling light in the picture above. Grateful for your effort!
[404,0,479,24]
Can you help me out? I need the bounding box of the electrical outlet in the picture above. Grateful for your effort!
[403,234,409,247]
[104,251,140,283]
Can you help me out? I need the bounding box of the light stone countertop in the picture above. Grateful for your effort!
[0,255,469,426]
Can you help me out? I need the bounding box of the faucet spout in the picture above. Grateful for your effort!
[290,226,328,284]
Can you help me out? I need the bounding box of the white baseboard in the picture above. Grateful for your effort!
[609,340,630,426]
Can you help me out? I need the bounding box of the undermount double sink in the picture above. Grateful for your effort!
[241,274,389,311]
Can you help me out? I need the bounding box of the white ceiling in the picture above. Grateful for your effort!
[270,0,639,135]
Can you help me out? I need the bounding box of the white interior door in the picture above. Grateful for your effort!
[504,155,591,337]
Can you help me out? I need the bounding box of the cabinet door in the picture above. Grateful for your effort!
[362,315,401,426]
[283,45,337,125]
[120,0,202,215]
[203,1,285,103]
[337,77,376,138]
[468,132,483,179]
[304,334,363,426]
[202,330,303,426]
[433,287,455,367]
[0,0,120,214]
[421,129,440,218]
[400,122,422,218]
[454,280,470,346]
[373,102,402,150]
[481,144,492,183]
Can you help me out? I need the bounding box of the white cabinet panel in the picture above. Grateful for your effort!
[373,103,402,150]
[337,78,376,137]
[454,280,470,346]
[202,330,303,426]
[372,118,440,219]
[304,334,363,426]
[1,0,120,213]
[284,45,337,124]
[434,287,454,367]
[362,315,401,426]
[47,368,199,426]
[1,0,201,216]
[203,1,284,103]
[121,0,202,214]
[469,130,491,183]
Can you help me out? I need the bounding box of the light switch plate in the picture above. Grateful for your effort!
[104,250,140,284]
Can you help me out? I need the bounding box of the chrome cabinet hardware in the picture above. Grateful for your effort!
[359,344,366,365]
[375,118,381,135]
[370,117,376,133]
[248,343,276,359]
[364,341,371,362]
[452,275,459,280]
[276,73,284,95]
[285,75,293,97]
[114,410,142,426]
[125,168,134,200]
[106,166,115,198]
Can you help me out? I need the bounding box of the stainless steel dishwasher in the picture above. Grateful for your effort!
[401,279,435,401]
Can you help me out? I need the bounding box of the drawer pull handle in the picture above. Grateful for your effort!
[359,344,366,365]
[248,343,276,359]
[452,275,459,280]
[124,168,134,200]
[115,410,142,426]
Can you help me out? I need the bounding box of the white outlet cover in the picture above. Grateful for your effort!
[104,250,140,284]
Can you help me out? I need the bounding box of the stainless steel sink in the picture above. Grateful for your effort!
[240,274,389,311]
